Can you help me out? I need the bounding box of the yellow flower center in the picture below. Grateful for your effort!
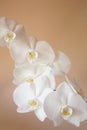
[26,79,34,84]
[61,106,72,118]
[4,31,16,42]
[61,109,71,116]
[28,100,38,108]
[28,51,38,62]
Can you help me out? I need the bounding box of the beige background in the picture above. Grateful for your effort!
[0,0,87,130]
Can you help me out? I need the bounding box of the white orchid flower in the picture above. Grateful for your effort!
[10,34,55,66]
[13,84,53,121]
[0,17,23,46]
[0,17,30,62]
[13,65,55,96]
[49,51,71,76]
[44,81,87,127]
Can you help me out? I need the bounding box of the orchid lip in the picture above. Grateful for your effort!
[4,31,16,42]
[27,51,38,62]
[26,79,34,84]
[60,105,73,119]
[28,99,40,110]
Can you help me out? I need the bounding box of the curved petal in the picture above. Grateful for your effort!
[35,76,50,96]
[28,35,37,49]
[35,71,55,96]
[34,107,47,121]
[45,70,55,90]
[13,82,35,107]
[44,91,63,126]
[53,114,63,127]
[35,41,55,65]
[34,88,53,122]
[39,88,53,103]
[17,105,33,113]
[52,51,71,76]
[67,113,80,127]
[56,82,76,105]
[44,91,61,121]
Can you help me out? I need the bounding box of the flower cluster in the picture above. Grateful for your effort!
[0,17,87,127]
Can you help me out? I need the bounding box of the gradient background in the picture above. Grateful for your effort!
[0,0,87,130]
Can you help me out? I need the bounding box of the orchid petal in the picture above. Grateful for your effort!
[28,35,37,49]
[13,82,35,107]
[35,107,47,121]
[67,113,80,127]
[34,88,53,121]
[56,82,76,105]
[35,74,55,96]
[35,76,49,96]
[44,91,59,120]
[44,70,56,90]
[44,91,63,126]
[52,51,71,76]
[35,41,55,65]
[17,105,33,113]
[39,88,53,103]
